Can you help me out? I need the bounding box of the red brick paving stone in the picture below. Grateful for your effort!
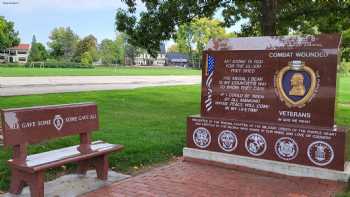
[82,158,346,197]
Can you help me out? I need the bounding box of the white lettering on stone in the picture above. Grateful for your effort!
[279,110,311,119]
[21,121,36,128]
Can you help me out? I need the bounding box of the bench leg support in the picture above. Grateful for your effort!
[95,155,109,180]
[77,161,89,175]
[76,155,109,180]
[28,171,44,197]
[9,168,44,197]
[9,168,26,194]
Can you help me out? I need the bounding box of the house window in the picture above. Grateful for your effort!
[0,56,5,60]
[17,51,27,54]
[10,51,16,55]
[19,57,26,61]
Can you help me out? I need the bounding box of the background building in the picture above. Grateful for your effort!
[0,44,31,64]
[135,43,166,66]
[166,52,189,67]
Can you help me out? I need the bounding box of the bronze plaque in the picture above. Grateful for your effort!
[0,102,99,146]
[187,34,346,171]
[201,34,341,128]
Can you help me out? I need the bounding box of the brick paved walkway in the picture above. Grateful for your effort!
[83,159,345,197]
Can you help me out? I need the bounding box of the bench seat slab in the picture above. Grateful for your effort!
[8,141,123,173]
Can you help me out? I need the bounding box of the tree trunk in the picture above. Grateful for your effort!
[261,0,277,36]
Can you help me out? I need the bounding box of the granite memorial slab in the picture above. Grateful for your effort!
[201,34,340,128]
[185,34,348,174]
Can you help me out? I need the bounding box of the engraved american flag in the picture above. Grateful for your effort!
[207,55,215,75]
[205,54,215,112]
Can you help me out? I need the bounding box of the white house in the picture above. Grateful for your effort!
[134,43,166,66]
[153,53,166,66]
[135,53,153,65]
[0,44,31,64]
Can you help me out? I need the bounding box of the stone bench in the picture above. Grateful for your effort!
[0,102,123,197]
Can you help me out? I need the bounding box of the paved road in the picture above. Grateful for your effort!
[0,76,201,96]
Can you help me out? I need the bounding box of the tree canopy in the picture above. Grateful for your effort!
[73,34,98,63]
[28,35,48,62]
[116,0,350,55]
[47,27,79,60]
[176,18,234,55]
[99,39,118,64]
[115,33,126,64]
[167,44,178,53]
[80,51,93,65]
[0,16,20,50]
[115,33,140,65]
[342,28,350,61]
[174,17,235,66]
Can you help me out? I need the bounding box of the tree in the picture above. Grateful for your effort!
[47,27,79,60]
[123,41,140,65]
[115,0,350,55]
[73,35,98,63]
[176,23,193,54]
[176,23,195,66]
[80,51,93,65]
[29,35,40,61]
[115,33,140,65]
[29,35,48,62]
[36,43,48,61]
[183,18,234,56]
[175,18,235,66]
[115,33,126,64]
[342,28,350,61]
[0,16,20,50]
[222,1,350,36]
[99,39,118,64]
[167,44,178,53]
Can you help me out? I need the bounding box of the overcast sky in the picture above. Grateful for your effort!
[0,0,241,48]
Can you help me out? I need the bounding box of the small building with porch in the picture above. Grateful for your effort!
[0,44,31,64]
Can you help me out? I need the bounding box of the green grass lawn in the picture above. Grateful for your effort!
[0,77,348,191]
[0,85,201,190]
[0,66,201,77]
[337,76,350,126]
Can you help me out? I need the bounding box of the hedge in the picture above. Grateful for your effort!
[25,61,94,69]
[0,63,25,68]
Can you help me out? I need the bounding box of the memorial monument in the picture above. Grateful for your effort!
[183,34,350,181]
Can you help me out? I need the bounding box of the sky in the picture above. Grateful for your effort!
[0,0,242,48]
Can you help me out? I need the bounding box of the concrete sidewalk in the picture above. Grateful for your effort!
[82,159,345,197]
[3,170,130,197]
[0,76,201,96]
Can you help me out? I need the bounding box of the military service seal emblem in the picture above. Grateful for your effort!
[218,130,238,152]
[193,127,211,148]
[307,141,334,166]
[245,133,267,156]
[275,137,299,161]
[275,60,318,108]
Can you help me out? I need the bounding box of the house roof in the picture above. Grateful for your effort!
[166,52,188,60]
[9,44,31,50]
